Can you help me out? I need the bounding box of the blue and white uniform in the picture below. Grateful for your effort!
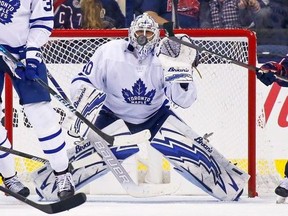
[71,39,197,137]
[0,0,53,55]
[0,0,70,178]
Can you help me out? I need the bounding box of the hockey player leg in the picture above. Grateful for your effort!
[0,108,30,197]
[275,161,288,204]
[151,115,249,201]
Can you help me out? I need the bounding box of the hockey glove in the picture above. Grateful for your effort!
[156,34,199,83]
[15,48,42,81]
[256,71,276,86]
[258,57,288,86]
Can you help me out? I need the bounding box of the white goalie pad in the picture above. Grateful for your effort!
[32,141,140,201]
[32,119,178,200]
[32,119,141,201]
[63,81,106,139]
[150,115,250,201]
[156,34,198,83]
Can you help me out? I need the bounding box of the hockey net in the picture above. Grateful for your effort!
[2,29,279,197]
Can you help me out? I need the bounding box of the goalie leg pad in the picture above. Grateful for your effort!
[33,119,140,200]
[65,81,105,138]
[32,142,139,201]
[150,115,249,201]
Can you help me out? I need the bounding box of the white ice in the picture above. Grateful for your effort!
[0,194,287,216]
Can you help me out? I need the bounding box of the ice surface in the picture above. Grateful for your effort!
[0,194,287,216]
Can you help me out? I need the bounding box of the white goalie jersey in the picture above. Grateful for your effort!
[71,39,197,124]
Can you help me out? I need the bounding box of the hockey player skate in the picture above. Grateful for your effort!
[275,177,288,204]
[3,174,30,197]
[54,170,75,200]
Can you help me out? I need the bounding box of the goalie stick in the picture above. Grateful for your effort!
[0,45,174,198]
[163,22,258,71]
[0,185,86,214]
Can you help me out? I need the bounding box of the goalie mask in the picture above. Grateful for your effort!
[128,13,160,60]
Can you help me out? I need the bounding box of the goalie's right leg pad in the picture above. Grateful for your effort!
[32,141,139,201]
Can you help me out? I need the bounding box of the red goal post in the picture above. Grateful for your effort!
[3,29,258,197]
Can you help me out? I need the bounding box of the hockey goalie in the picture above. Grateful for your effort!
[33,13,249,201]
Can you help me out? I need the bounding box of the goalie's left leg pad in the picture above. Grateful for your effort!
[150,118,249,201]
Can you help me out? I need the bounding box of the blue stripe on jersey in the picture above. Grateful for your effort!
[30,25,52,32]
[38,129,62,142]
[43,142,66,154]
[30,16,54,23]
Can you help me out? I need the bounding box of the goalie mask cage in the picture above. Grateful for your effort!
[3,29,269,198]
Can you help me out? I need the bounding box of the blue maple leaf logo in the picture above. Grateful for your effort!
[0,0,21,25]
[122,79,156,105]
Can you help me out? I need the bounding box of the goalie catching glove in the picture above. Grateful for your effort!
[257,56,288,86]
[156,34,199,83]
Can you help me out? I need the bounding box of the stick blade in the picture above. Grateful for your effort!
[44,193,87,214]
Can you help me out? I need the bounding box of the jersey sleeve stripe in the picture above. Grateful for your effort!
[30,25,53,32]
[30,16,54,23]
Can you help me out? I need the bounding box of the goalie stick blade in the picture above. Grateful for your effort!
[0,185,86,214]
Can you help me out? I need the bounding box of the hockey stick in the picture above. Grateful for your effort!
[0,45,171,197]
[163,22,259,71]
[162,22,288,82]
[46,69,72,103]
[0,185,86,214]
[0,146,48,164]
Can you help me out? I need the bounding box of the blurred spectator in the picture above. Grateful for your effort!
[140,0,201,28]
[199,0,212,28]
[126,0,143,27]
[260,0,288,29]
[208,0,260,28]
[254,0,288,62]
[54,0,82,29]
[81,0,114,29]
[238,0,262,28]
[54,0,125,29]
[101,0,126,28]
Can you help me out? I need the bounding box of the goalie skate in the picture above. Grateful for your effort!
[275,177,288,204]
